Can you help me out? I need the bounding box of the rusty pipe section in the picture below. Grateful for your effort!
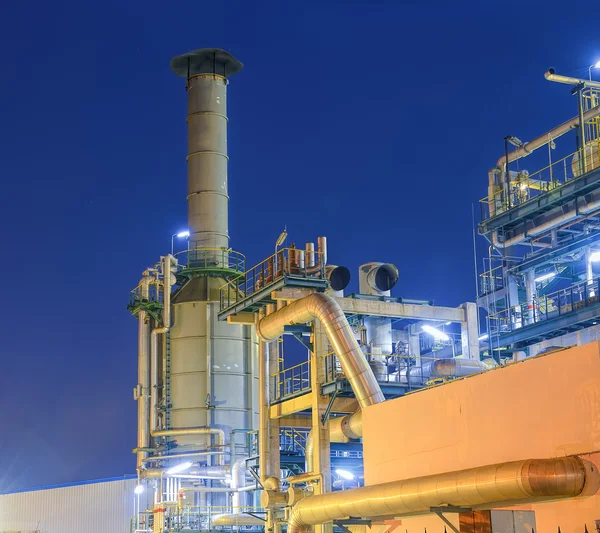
[257,293,384,408]
[287,457,586,533]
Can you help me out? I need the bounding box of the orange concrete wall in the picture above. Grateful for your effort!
[362,342,600,533]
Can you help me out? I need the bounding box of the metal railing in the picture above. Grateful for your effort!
[272,360,311,400]
[174,247,245,273]
[480,141,600,221]
[280,427,309,453]
[132,504,265,533]
[129,279,163,307]
[479,265,505,297]
[488,276,600,336]
[219,248,326,312]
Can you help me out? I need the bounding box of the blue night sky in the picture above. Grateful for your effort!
[0,1,598,491]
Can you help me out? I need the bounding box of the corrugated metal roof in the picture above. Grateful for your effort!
[0,477,148,533]
[0,474,137,495]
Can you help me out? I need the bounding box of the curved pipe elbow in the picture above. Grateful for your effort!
[257,293,384,408]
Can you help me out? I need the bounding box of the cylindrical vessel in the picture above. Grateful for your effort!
[169,296,257,446]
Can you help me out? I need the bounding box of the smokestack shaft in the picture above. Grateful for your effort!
[186,74,229,250]
[171,49,243,253]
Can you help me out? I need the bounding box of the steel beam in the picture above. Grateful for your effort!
[334,297,466,322]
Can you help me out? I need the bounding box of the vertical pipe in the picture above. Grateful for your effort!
[258,310,269,483]
[317,236,327,266]
[578,88,587,174]
[137,278,152,470]
[305,243,315,267]
[151,256,173,432]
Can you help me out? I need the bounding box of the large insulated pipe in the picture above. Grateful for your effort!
[150,256,173,434]
[544,68,600,90]
[136,276,152,470]
[256,293,384,407]
[287,457,586,533]
[171,49,243,253]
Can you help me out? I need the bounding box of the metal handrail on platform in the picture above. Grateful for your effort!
[219,248,326,312]
[488,275,600,336]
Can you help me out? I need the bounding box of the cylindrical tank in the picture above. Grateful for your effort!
[364,316,393,354]
[169,295,258,446]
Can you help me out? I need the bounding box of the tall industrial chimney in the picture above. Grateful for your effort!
[171,48,243,255]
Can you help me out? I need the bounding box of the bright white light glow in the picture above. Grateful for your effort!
[177,230,190,238]
[134,484,145,495]
[478,333,489,341]
[589,251,600,262]
[166,461,193,475]
[534,272,556,283]
[595,61,600,69]
[421,325,450,341]
[519,183,528,191]
[336,469,354,480]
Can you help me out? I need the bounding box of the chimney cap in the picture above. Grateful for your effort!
[171,48,243,79]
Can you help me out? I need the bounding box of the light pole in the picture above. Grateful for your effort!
[274,227,287,275]
[589,61,600,81]
[171,230,190,255]
[134,484,144,530]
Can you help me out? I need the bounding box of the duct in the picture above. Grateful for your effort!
[150,256,173,434]
[150,427,226,466]
[544,68,600,90]
[211,513,265,527]
[287,457,585,533]
[178,485,258,497]
[256,293,385,408]
[487,104,600,218]
[359,263,399,296]
[492,197,600,248]
[325,265,350,296]
[136,276,152,470]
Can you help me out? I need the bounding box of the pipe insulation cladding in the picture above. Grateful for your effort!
[287,457,586,533]
[256,293,385,408]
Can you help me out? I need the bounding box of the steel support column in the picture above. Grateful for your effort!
[310,322,332,533]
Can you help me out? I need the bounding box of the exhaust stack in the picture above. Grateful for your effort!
[171,49,243,256]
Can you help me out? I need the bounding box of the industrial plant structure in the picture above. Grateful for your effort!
[2,49,600,533]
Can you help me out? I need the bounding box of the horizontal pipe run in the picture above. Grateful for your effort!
[211,513,266,526]
[150,427,226,466]
[544,68,600,90]
[287,457,586,533]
